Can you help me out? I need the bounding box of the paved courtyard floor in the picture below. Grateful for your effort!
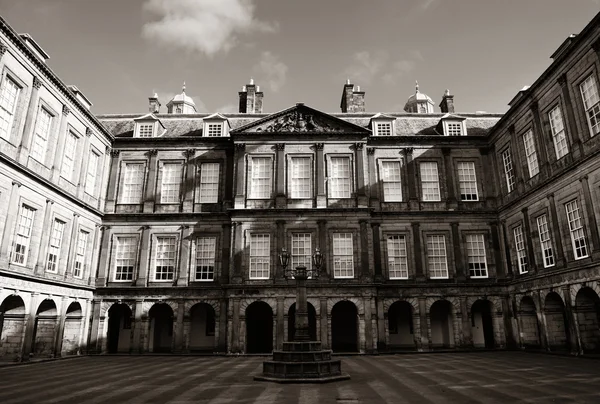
[1,352,599,403]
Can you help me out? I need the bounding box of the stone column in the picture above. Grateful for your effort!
[501,220,514,278]
[521,207,537,273]
[404,148,418,209]
[275,220,285,281]
[76,128,92,199]
[557,74,583,157]
[105,150,121,213]
[17,76,42,164]
[63,213,79,279]
[275,143,286,208]
[371,222,383,281]
[442,148,457,208]
[221,224,231,284]
[364,297,374,353]
[231,222,243,284]
[479,147,497,207]
[135,226,150,286]
[317,220,328,279]
[0,40,7,68]
[412,222,424,281]
[234,143,246,209]
[507,125,525,193]
[320,298,328,349]
[131,299,144,353]
[223,148,234,209]
[53,296,68,356]
[218,299,228,351]
[231,298,240,352]
[21,293,40,359]
[87,299,102,354]
[0,181,22,264]
[176,226,192,286]
[94,226,110,286]
[459,296,472,347]
[547,193,565,266]
[354,143,367,207]
[376,298,386,351]
[489,221,505,278]
[174,300,185,353]
[534,291,549,350]
[366,147,379,208]
[562,286,582,355]
[276,297,285,348]
[34,198,54,275]
[359,220,370,281]
[315,143,326,208]
[418,297,429,351]
[143,149,158,212]
[502,295,517,349]
[51,105,71,182]
[451,222,464,281]
[580,176,600,257]
[530,101,550,176]
[182,149,196,212]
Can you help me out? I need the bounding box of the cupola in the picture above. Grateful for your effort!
[404,81,435,113]
[166,82,197,114]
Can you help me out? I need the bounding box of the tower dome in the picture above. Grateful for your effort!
[166,82,197,114]
[404,81,435,113]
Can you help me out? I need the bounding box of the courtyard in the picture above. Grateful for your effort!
[0,352,599,403]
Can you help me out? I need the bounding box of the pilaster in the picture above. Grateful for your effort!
[275,143,286,208]
[451,222,464,281]
[412,222,424,281]
[547,193,565,266]
[442,148,457,209]
[315,143,326,208]
[557,74,583,157]
[354,143,368,207]
[143,149,158,213]
[234,143,246,209]
[366,147,380,208]
[51,105,71,182]
[371,222,383,281]
[0,181,22,265]
[580,175,600,258]
[404,148,418,209]
[105,150,121,213]
[182,149,196,212]
[359,220,370,281]
[521,207,537,273]
[34,198,54,275]
[17,76,42,164]
[135,226,151,286]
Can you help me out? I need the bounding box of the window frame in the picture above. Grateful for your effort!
[85,148,101,196]
[113,235,139,282]
[379,159,403,202]
[513,225,528,274]
[332,232,354,279]
[206,123,223,137]
[60,130,79,182]
[548,105,569,160]
[159,161,184,204]
[443,120,466,136]
[327,154,353,199]
[465,233,488,278]
[119,161,146,204]
[153,235,178,282]
[249,233,271,279]
[135,122,155,138]
[11,204,36,266]
[194,235,217,282]
[579,73,600,138]
[536,214,555,268]
[46,218,66,274]
[456,161,479,201]
[0,72,22,141]
[372,120,394,136]
[386,234,409,279]
[419,161,441,202]
[288,154,313,200]
[565,199,588,260]
[522,129,539,178]
[73,229,90,279]
[198,162,220,203]
[247,155,274,200]
[426,234,448,279]
[31,105,54,163]
[501,147,515,193]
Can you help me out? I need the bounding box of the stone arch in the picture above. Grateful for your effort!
[245,300,274,353]
[107,303,133,353]
[0,294,27,357]
[575,286,600,352]
[100,300,133,318]
[331,300,359,352]
[518,295,541,348]
[62,302,84,356]
[188,302,217,352]
[543,291,569,350]
[571,282,600,303]
[148,303,175,353]
[185,299,220,317]
[425,296,459,314]
[387,300,416,349]
[240,298,277,317]
[327,297,364,316]
[283,297,321,316]
[33,298,59,357]
[470,299,495,348]
[383,298,419,314]
[429,299,456,348]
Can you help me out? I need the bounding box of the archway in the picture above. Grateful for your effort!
[575,287,600,352]
[61,302,83,356]
[544,292,569,350]
[189,303,216,352]
[32,299,57,356]
[388,301,415,349]
[430,300,454,348]
[246,301,273,353]
[519,296,541,348]
[471,300,494,348]
[0,295,26,357]
[107,303,132,353]
[288,302,317,341]
[331,301,358,352]
[149,303,174,353]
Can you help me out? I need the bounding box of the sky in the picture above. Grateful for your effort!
[0,0,599,115]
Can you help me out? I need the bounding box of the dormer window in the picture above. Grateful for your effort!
[137,123,154,138]
[203,113,230,137]
[376,122,392,136]
[438,114,467,136]
[445,121,464,136]
[370,113,395,136]
[133,113,165,138]
[207,123,223,137]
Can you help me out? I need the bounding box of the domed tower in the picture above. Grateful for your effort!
[404,81,435,113]
[166,82,197,114]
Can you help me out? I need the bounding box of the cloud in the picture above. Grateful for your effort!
[253,51,288,92]
[419,0,438,10]
[382,60,417,85]
[215,103,238,114]
[142,0,277,57]
[344,50,422,86]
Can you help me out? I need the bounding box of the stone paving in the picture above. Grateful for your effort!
[1,352,600,403]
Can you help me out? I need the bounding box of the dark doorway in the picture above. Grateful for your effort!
[544,292,570,350]
[575,287,600,352]
[388,301,415,349]
[246,301,273,353]
[331,301,358,352]
[107,303,132,353]
[430,300,454,348]
[288,303,317,341]
[519,296,541,348]
[149,304,173,353]
[189,303,216,352]
[471,300,494,349]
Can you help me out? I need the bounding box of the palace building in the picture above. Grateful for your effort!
[1,12,600,359]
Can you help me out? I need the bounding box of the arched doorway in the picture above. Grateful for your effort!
[246,301,273,353]
[331,301,358,352]
[430,300,454,348]
[0,295,26,357]
[33,299,57,356]
[471,300,494,348]
[544,292,570,350]
[149,303,174,353]
[519,296,541,348]
[575,287,600,352]
[189,303,216,352]
[107,303,132,353]
[61,302,83,356]
[288,302,317,341]
[388,301,415,349]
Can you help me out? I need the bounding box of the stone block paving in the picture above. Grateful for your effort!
[1,352,600,403]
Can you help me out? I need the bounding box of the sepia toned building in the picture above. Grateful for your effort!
[1,12,600,359]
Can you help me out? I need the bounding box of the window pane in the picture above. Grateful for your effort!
[207,123,222,137]
[115,237,137,281]
[85,152,99,195]
[522,130,539,177]
[249,234,270,279]
[548,106,569,159]
[536,214,555,268]
[420,162,440,201]
[427,235,448,278]
[137,123,154,137]
[155,236,177,280]
[121,163,145,204]
[381,161,402,202]
[199,163,220,203]
[46,220,65,273]
[31,108,52,162]
[12,205,35,265]
[502,148,515,193]
[387,235,408,279]
[161,163,182,203]
[514,226,527,274]
[61,132,77,181]
[195,237,216,281]
[446,122,463,136]
[291,233,312,269]
[333,233,354,278]
[565,200,588,259]
[580,75,600,137]
[0,76,20,139]
[466,234,487,278]
[291,157,312,199]
[74,230,89,278]
[329,157,352,198]
[250,157,272,199]
[376,122,392,136]
[457,162,478,201]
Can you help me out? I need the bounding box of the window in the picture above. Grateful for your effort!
[328,157,352,198]
[137,123,154,138]
[333,233,354,278]
[565,200,588,259]
[536,214,555,268]
[195,237,216,281]
[31,108,52,162]
[380,160,402,202]
[387,235,408,279]
[207,123,222,137]
[501,148,515,193]
[522,130,539,178]
[199,163,219,203]
[46,219,65,273]
[120,163,145,204]
[61,132,78,181]
[74,230,89,278]
[291,233,311,269]
[548,106,569,159]
[160,163,182,203]
[155,236,177,281]
[0,75,20,139]
[420,162,440,201]
[375,122,392,136]
[580,74,600,137]
[115,236,137,281]
[466,234,487,278]
[445,121,463,136]
[514,226,527,274]
[85,151,99,195]
[290,157,312,199]
[249,157,272,199]
[11,205,35,265]
[457,162,478,201]
[249,234,270,279]
[426,235,448,278]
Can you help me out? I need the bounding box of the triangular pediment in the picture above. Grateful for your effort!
[231,104,371,134]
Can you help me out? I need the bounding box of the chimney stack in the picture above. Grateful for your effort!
[149,93,161,114]
[239,79,264,113]
[340,80,366,113]
[439,89,455,113]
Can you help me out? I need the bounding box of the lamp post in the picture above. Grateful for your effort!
[279,247,323,341]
